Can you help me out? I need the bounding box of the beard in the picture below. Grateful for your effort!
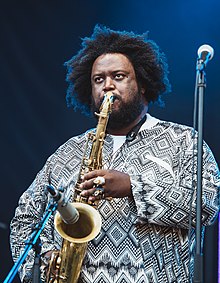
[91,90,145,131]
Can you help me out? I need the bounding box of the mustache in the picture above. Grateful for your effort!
[111,93,121,101]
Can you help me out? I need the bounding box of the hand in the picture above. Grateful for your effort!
[41,250,59,281]
[79,169,131,202]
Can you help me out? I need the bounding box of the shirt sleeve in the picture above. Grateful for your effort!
[10,157,61,283]
[130,131,219,229]
[10,135,85,282]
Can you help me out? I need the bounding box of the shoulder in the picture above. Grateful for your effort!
[159,120,194,135]
[147,113,194,137]
[47,129,95,162]
[144,114,198,151]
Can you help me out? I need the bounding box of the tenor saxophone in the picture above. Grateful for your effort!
[46,92,115,283]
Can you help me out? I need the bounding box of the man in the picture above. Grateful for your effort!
[10,25,219,283]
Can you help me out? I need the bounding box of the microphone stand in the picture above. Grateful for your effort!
[32,237,42,283]
[3,201,57,283]
[193,58,208,283]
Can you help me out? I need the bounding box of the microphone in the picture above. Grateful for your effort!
[197,44,214,70]
[47,185,79,224]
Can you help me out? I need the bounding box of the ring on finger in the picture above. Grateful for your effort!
[93,186,105,199]
[93,176,105,186]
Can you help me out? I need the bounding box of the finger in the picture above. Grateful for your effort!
[80,179,95,190]
[83,171,98,180]
[83,170,106,181]
[80,187,96,197]
[88,196,106,202]
[88,191,105,202]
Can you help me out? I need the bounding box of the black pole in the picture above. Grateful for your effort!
[32,238,42,283]
[192,45,214,283]
[193,68,206,283]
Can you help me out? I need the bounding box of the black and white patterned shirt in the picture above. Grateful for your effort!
[10,115,220,283]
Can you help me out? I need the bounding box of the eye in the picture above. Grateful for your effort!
[94,76,104,84]
[114,73,126,80]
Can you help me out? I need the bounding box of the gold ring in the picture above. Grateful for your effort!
[93,176,105,186]
[93,186,105,198]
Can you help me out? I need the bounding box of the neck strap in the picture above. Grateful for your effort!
[126,115,147,142]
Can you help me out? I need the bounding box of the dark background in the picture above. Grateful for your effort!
[0,1,219,282]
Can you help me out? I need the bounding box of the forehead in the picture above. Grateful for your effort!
[91,53,134,74]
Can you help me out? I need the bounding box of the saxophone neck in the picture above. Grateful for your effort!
[73,92,114,204]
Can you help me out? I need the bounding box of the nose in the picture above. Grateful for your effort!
[103,77,115,92]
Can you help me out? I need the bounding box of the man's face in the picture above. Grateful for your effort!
[90,53,147,130]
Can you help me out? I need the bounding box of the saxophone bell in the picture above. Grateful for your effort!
[47,185,80,225]
[47,203,102,283]
[55,202,101,243]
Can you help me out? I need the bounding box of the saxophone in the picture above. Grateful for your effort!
[47,92,115,283]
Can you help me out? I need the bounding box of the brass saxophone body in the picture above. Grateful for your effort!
[47,92,115,283]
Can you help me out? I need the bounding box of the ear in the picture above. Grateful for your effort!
[140,87,146,95]
[140,86,148,105]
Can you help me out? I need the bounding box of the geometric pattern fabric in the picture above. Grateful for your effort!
[10,119,219,283]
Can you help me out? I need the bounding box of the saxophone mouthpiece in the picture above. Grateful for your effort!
[104,91,116,102]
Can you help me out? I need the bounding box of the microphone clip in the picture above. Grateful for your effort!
[196,44,214,72]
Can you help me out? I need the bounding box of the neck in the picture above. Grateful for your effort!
[107,108,147,136]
